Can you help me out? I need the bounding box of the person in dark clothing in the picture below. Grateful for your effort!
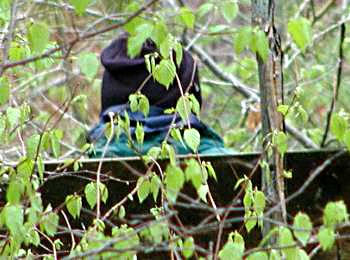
[88,34,232,157]
[100,34,201,112]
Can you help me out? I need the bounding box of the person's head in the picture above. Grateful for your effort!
[100,34,201,113]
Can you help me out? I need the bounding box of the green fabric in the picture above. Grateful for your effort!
[89,126,233,158]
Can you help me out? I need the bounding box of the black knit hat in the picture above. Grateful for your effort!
[100,34,201,113]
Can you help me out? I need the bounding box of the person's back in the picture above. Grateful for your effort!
[88,34,232,157]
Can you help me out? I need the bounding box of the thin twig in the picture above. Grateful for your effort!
[320,22,346,147]
[0,0,159,72]
[265,149,346,217]
[0,0,18,76]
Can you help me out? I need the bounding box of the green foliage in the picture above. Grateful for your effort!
[84,182,109,209]
[129,93,150,117]
[318,227,335,251]
[218,231,245,260]
[65,194,82,219]
[221,1,239,23]
[69,0,92,15]
[27,22,49,53]
[165,164,185,203]
[288,17,312,52]
[331,113,348,141]
[1,1,350,258]
[179,7,195,29]
[234,27,269,61]
[323,200,348,227]
[184,128,200,152]
[183,236,195,258]
[273,131,288,156]
[78,52,99,80]
[279,227,298,260]
[293,212,312,246]
[247,252,269,260]
[153,59,176,89]
[137,177,151,203]
[0,77,10,105]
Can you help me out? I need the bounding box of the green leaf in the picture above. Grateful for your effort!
[7,179,24,204]
[6,106,21,129]
[293,212,312,246]
[50,129,62,158]
[253,30,269,62]
[297,249,310,260]
[139,95,150,117]
[206,162,217,181]
[183,237,195,258]
[245,211,257,233]
[118,205,126,219]
[221,1,238,23]
[279,227,297,260]
[247,252,269,260]
[198,184,209,202]
[288,17,312,52]
[174,42,183,66]
[277,105,289,116]
[273,131,288,156]
[184,128,200,153]
[189,94,200,117]
[234,27,253,54]
[25,134,41,159]
[218,231,245,260]
[254,191,266,215]
[4,205,23,235]
[270,250,282,260]
[318,227,335,251]
[85,182,97,209]
[150,175,161,202]
[197,3,214,17]
[78,52,99,80]
[179,7,195,29]
[323,201,348,227]
[151,21,168,45]
[160,36,171,59]
[185,159,203,189]
[137,177,151,203]
[331,113,348,141]
[65,195,82,219]
[165,165,185,203]
[27,22,49,53]
[135,122,144,145]
[154,59,176,88]
[176,96,191,122]
[127,35,144,58]
[69,0,92,15]
[40,212,59,236]
[171,128,185,147]
[0,77,10,105]
[129,94,138,112]
[127,23,154,58]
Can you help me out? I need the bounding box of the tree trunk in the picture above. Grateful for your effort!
[251,0,287,235]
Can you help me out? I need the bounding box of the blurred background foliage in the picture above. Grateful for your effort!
[0,0,349,161]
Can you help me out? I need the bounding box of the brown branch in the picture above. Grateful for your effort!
[320,23,346,147]
[0,0,159,72]
[185,39,318,149]
[0,0,18,76]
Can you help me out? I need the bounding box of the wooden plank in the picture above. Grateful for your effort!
[35,149,350,258]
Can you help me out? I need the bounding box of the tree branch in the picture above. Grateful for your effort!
[185,40,318,149]
[321,23,346,147]
[0,0,159,72]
